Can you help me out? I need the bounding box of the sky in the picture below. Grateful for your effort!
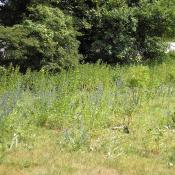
[0,0,8,6]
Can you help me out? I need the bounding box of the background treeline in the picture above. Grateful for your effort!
[0,0,175,71]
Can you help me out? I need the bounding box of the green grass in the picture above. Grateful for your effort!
[1,55,175,174]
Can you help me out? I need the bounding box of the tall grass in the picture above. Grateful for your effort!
[1,56,175,167]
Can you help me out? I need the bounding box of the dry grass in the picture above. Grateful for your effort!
[0,129,175,175]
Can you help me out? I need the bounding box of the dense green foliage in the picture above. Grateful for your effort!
[1,1,175,174]
[0,0,175,69]
[0,1,80,71]
[59,0,175,63]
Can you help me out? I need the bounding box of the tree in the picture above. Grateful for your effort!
[0,0,31,26]
[58,0,175,63]
[0,0,175,70]
[0,1,80,71]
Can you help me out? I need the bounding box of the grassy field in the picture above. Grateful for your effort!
[1,55,175,174]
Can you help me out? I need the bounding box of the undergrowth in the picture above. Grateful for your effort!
[1,55,175,174]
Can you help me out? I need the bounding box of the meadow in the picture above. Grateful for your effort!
[1,55,175,175]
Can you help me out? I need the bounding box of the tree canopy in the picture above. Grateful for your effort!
[0,0,175,70]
